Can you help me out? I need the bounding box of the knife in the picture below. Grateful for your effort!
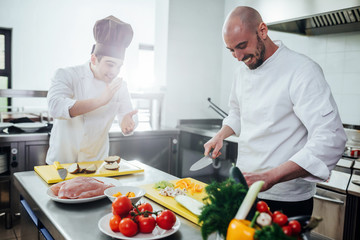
[190,153,214,171]
[54,161,67,180]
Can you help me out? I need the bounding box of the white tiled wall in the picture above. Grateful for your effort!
[269,31,360,125]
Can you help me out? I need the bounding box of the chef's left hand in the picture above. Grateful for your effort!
[243,170,276,192]
[121,110,138,135]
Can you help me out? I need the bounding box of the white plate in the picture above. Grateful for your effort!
[98,213,181,239]
[14,122,47,132]
[47,177,121,204]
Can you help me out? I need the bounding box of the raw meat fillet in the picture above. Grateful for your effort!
[50,177,114,199]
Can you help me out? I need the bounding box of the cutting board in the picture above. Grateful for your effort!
[35,160,144,184]
[140,178,207,225]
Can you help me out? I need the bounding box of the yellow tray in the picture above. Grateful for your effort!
[140,178,207,225]
[34,160,144,184]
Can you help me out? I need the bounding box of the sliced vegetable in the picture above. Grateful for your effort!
[175,178,203,194]
[175,195,204,216]
[153,180,174,190]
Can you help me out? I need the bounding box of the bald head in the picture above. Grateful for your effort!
[223,6,263,34]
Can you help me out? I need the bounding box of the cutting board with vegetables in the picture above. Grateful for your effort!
[140,178,207,225]
[35,160,144,184]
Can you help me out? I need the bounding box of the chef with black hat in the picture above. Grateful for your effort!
[46,16,138,164]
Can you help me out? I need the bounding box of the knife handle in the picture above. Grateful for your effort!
[54,161,63,170]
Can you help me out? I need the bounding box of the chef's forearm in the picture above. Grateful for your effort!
[69,98,104,117]
[267,161,311,185]
[216,125,236,140]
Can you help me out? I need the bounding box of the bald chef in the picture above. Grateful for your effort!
[46,16,137,164]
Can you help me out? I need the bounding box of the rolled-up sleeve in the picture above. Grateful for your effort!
[47,69,76,120]
[289,62,347,181]
[223,71,242,136]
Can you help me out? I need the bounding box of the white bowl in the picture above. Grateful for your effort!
[104,186,146,204]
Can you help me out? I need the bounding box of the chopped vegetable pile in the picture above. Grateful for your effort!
[153,180,174,190]
[112,191,135,198]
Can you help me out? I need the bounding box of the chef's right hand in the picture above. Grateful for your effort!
[98,78,122,106]
[204,136,222,159]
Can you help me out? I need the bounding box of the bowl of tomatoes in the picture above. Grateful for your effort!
[104,186,146,204]
[98,196,181,239]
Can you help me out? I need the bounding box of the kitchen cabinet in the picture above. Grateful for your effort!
[109,130,179,175]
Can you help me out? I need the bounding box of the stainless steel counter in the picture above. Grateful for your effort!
[14,160,212,240]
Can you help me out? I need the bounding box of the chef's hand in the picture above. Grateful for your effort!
[243,171,275,192]
[243,161,311,192]
[204,136,222,159]
[98,78,122,106]
[121,110,138,135]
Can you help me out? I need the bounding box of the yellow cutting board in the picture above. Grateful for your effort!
[34,160,144,184]
[140,178,207,225]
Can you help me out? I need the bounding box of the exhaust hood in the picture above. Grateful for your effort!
[267,6,360,35]
[238,0,360,35]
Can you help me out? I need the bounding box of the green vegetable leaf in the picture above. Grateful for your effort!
[198,178,247,240]
[254,224,297,240]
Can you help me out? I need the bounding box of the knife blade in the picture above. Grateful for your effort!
[190,154,213,171]
[54,161,67,180]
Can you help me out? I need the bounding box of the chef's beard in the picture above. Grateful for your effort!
[246,34,266,70]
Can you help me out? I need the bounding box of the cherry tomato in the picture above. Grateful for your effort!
[109,214,121,232]
[119,218,138,237]
[282,225,293,236]
[256,201,270,213]
[125,209,140,221]
[138,202,153,213]
[272,210,282,220]
[112,196,133,217]
[138,215,156,233]
[273,213,288,227]
[156,210,176,230]
[288,220,302,235]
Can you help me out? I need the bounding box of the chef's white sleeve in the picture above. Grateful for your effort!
[47,68,76,120]
[223,71,241,136]
[289,61,347,181]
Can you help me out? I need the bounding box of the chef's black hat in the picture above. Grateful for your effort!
[92,15,133,59]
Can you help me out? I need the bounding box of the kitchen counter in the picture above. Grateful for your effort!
[13,160,212,240]
[177,119,239,143]
[0,123,179,143]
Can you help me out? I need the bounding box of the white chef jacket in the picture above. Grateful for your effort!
[223,41,347,201]
[46,61,137,164]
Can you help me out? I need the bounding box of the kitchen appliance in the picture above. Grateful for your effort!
[177,119,237,184]
[311,124,360,240]
[238,0,360,35]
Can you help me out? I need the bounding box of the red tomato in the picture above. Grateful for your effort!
[288,220,302,235]
[109,215,121,232]
[156,210,176,230]
[273,213,288,227]
[282,225,293,236]
[272,211,282,220]
[138,215,156,233]
[119,218,138,237]
[256,201,270,213]
[138,202,153,213]
[125,209,140,221]
[112,196,133,217]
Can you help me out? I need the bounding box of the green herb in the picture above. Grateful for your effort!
[153,180,174,190]
[254,224,296,240]
[198,178,247,240]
